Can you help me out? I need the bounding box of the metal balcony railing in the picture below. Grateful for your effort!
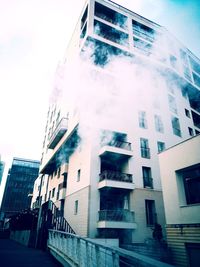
[99,170,133,183]
[108,140,132,150]
[99,209,134,222]
[48,118,68,149]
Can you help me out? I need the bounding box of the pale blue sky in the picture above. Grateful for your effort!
[0,0,199,201]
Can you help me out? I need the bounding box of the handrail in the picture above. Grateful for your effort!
[48,230,174,267]
[99,209,134,222]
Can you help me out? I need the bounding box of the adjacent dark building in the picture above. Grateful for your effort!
[1,157,40,219]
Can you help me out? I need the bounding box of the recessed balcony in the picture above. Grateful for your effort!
[98,209,137,229]
[98,170,134,190]
[48,118,68,149]
[99,140,133,160]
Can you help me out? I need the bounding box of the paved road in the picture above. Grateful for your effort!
[0,239,61,267]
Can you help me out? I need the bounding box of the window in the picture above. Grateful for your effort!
[139,111,147,129]
[171,116,181,137]
[145,200,156,226]
[133,37,152,55]
[188,127,194,136]
[189,56,200,76]
[191,111,200,129]
[168,94,177,114]
[142,167,153,188]
[74,200,79,215]
[193,72,200,88]
[56,188,59,200]
[95,2,127,30]
[94,20,129,47]
[154,115,164,133]
[195,130,200,135]
[77,169,81,182]
[185,109,191,118]
[140,138,150,158]
[178,165,200,205]
[157,141,165,153]
[52,188,55,198]
[57,167,61,178]
[48,190,51,200]
[132,20,155,43]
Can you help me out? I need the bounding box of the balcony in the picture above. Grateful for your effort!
[98,209,137,229]
[99,140,133,160]
[98,170,134,190]
[48,118,68,149]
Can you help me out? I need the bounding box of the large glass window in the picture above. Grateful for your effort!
[133,37,152,55]
[178,165,200,205]
[168,94,177,114]
[142,167,153,188]
[94,20,129,47]
[132,20,155,42]
[139,111,147,129]
[157,141,165,153]
[95,2,128,30]
[140,138,150,159]
[145,200,156,226]
[154,115,164,133]
[189,56,200,76]
[171,116,181,137]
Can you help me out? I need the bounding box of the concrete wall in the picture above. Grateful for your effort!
[131,188,166,243]
[10,230,31,247]
[64,186,90,236]
[159,135,200,225]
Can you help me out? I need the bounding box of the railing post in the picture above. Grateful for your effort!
[86,241,91,267]
[112,251,119,267]
[95,244,101,267]
[76,237,81,266]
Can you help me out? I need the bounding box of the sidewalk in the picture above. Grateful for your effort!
[0,239,61,267]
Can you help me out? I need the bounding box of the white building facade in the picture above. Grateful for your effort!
[32,0,200,244]
[159,135,200,267]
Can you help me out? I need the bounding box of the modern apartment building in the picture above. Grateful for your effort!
[31,0,200,244]
[1,158,40,219]
[159,135,200,267]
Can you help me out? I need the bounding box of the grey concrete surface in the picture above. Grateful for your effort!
[0,239,62,267]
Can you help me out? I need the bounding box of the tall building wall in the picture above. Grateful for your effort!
[33,0,200,244]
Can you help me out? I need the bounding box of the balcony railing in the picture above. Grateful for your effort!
[48,118,68,149]
[99,209,134,223]
[108,140,132,150]
[99,170,133,183]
